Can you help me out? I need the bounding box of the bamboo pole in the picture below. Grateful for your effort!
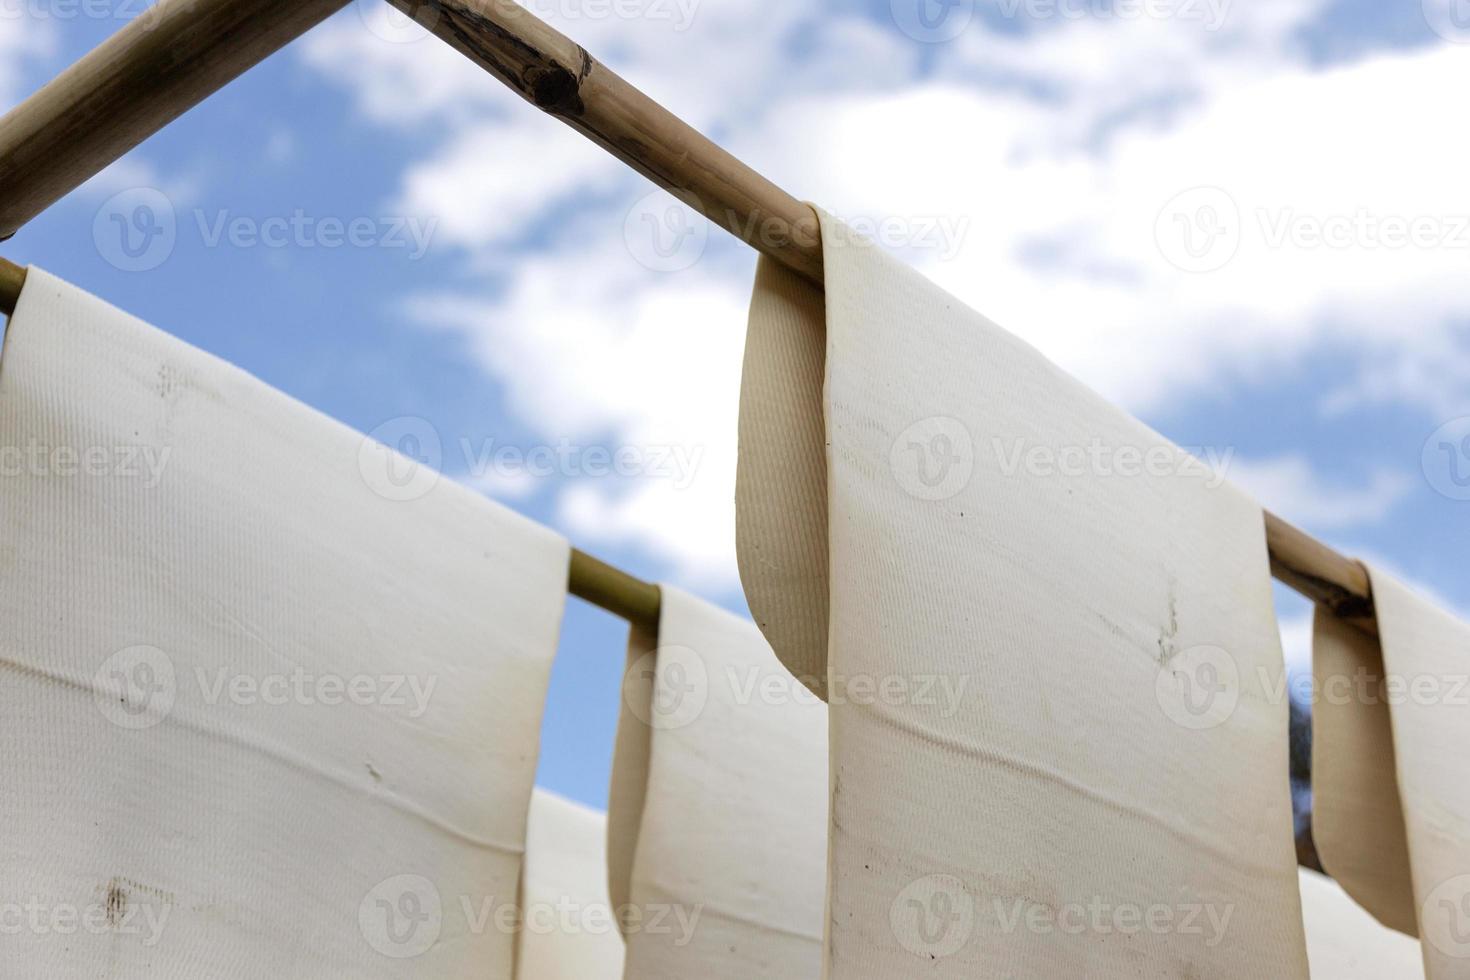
[385,0,823,283]
[0,257,22,315]
[392,0,1378,626]
[0,0,350,241]
[569,549,661,629]
[0,0,1376,629]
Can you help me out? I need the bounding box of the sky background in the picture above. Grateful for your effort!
[1,0,1467,811]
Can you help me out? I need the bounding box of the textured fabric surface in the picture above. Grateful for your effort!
[1315,568,1470,977]
[516,790,625,980]
[1298,869,1424,978]
[1311,607,1417,935]
[0,269,569,977]
[607,585,827,979]
[736,259,830,700]
[737,214,1309,977]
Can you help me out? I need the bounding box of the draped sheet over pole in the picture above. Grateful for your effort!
[0,256,662,628]
[0,0,1383,631]
[379,0,1380,631]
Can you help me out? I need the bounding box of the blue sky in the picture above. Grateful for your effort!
[1,0,1467,810]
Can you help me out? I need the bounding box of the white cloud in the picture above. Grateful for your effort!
[1227,454,1412,530]
[396,114,623,249]
[298,4,499,126]
[744,41,1470,414]
[409,217,752,584]
[0,14,55,111]
[304,1,1469,588]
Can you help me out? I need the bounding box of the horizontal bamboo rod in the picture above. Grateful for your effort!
[0,0,1376,629]
[0,256,661,625]
[0,0,349,240]
[386,0,823,283]
[0,257,22,314]
[568,549,661,630]
[399,0,1378,627]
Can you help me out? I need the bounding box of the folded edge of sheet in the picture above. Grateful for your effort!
[1364,568,1470,975]
[605,584,828,978]
[736,256,831,700]
[517,789,625,980]
[1310,605,1418,935]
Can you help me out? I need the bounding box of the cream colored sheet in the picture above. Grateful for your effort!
[1311,606,1417,935]
[738,213,1308,977]
[1299,868,1424,978]
[607,585,827,979]
[516,790,625,980]
[1315,569,1470,977]
[0,268,570,977]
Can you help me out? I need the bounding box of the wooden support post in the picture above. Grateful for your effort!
[0,0,350,240]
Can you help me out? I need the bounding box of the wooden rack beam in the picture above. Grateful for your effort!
[0,0,350,240]
[0,0,1375,630]
[0,257,22,314]
[392,0,1380,629]
[389,0,822,283]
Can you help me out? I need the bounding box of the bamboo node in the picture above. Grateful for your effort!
[530,64,583,115]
